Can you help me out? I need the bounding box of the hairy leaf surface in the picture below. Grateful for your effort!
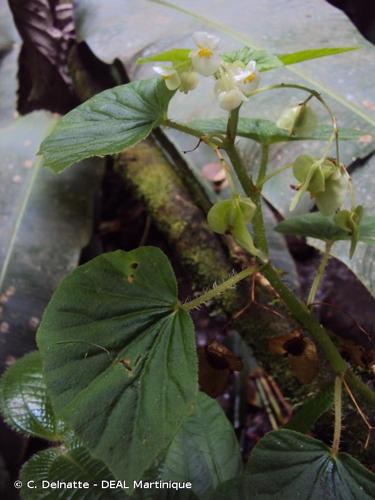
[37,247,198,488]
[160,392,242,497]
[39,78,175,172]
[246,429,375,499]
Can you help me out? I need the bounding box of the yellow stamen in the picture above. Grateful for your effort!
[244,72,256,83]
[198,47,213,58]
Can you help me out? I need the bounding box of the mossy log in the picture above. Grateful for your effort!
[116,137,325,401]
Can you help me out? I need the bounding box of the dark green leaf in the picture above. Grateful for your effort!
[189,118,365,145]
[246,429,375,499]
[160,392,242,497]
[222,47,282,72]
[20,447,127,499]
[39,78,175,172]
[278,47,358,66]
[211,476,251,500]
[37,247,198,490]
[137,48,191,65]
[276,212,375,243]
[0,352,64,440]
[285,383,334,433]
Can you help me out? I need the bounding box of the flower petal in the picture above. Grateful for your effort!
[192,31,220,49]
[191,51,221,76]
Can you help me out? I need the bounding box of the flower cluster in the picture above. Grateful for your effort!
[153,31,260,111]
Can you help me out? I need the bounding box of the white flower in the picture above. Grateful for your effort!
[179,71,199,93]
[215,69,246,111]
[153,65,181,90]
[190,31,221,76]
[233,60,260,95]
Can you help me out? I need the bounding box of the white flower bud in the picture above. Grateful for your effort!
[179,71,199,93]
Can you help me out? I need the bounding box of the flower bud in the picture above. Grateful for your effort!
[179,71,199,93]
[217,88,246,111]
[277,104,317,135]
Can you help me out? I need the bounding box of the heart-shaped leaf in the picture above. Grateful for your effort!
[37,247,198,489]
[39,78,175,172]
[160,392,242,498]
[20,447,127,499]
[275,212,375,243]
[0,352,65,441]
[246,429,375,499]
[189,118,364,145]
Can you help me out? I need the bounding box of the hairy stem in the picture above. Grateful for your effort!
[307,241,333,306]
[183,266,256,311]
[332,376,342,456]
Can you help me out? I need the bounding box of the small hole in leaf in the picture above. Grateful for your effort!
[127,274,135,284]
[130,262,139,270]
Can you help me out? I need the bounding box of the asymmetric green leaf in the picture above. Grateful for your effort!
[278,47,357,66]
[160,392,242,497]
[276,212,375,243]
[246,429,375,499]
[20,447,126,499]
[0,352,64,441]
[189,118,364,144]
[37,247,198,489]
[39,78,175,172]
[137,48,191,65]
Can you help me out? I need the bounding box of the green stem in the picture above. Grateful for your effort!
[225,143,258,199]
[257,144,269,185]
[164,113,375,407]
[307,241,333,306]
[227,107,240,144]
[332,376,342,456]
[183,266,256,311]
[164,119,223,146]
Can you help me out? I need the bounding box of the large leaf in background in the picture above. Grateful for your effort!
[0,352,64,441]
[160,392,242,498]
[37,247,198,489]
[20,447,127,500]
[190,118,364,145]
[246,429,375,499]
[0,112,103,373]
[0,0,20,126]
[39,78,175,172]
